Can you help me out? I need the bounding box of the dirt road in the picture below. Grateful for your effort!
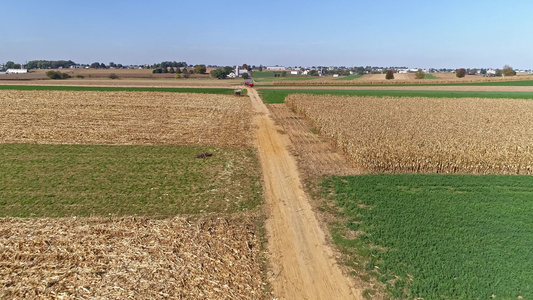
[248,88,360,299]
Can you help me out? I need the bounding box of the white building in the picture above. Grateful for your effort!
[290,70,300,75]
[6,69,28,74]
[486,69,496,76]
[266,66,286,71]
[236,67,248,77]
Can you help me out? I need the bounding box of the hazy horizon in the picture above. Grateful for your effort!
[2,0,532,69]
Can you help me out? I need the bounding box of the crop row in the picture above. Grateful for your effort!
[286,94,533,174]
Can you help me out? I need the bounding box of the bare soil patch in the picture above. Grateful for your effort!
[0,90,251,147]
[268,104,360,179]
[0,215,264,299]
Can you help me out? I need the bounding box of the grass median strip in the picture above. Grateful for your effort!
[0,144,262,217]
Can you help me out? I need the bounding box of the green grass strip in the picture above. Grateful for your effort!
[323,174,533,299]
[0,144,262,217]
[0,85,243,95]
[257,88,533,103]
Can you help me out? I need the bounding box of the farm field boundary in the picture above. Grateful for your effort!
[323,174,533,299]
[258,88,533,103]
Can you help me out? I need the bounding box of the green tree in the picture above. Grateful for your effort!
[242,73,249,80]
[502,65,516,77]
[456,68,466,78]
[258,65,263,72]
[210,68,229,79]
[194,64,207,74]
[309,70,319,76]
[5,61,16,69]
[415,69,425,79]
[210,66,234,79]
[223,66,233,74]
[385,70,394,80]
[281,71,287,77]
[46,71,70,79]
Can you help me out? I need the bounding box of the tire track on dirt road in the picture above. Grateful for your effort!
[247,88,361,300]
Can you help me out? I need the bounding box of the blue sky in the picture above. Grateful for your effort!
[1,0,532,69]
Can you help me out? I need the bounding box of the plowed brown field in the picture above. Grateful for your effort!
[267,104,360,178]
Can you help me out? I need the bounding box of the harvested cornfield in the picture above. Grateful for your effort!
[273,75,533,86]
[361,73,415,81]
[0,90,251,147]
[0,215,264,299]
[286,94,533,174]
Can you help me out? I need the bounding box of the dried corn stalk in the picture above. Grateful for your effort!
[287,94,533,174]
[0,90,252,147]
[0,215,265,299]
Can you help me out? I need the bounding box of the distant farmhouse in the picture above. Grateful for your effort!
[266,66,286,71]
[227,66,249,78]
[486,68,497,76]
